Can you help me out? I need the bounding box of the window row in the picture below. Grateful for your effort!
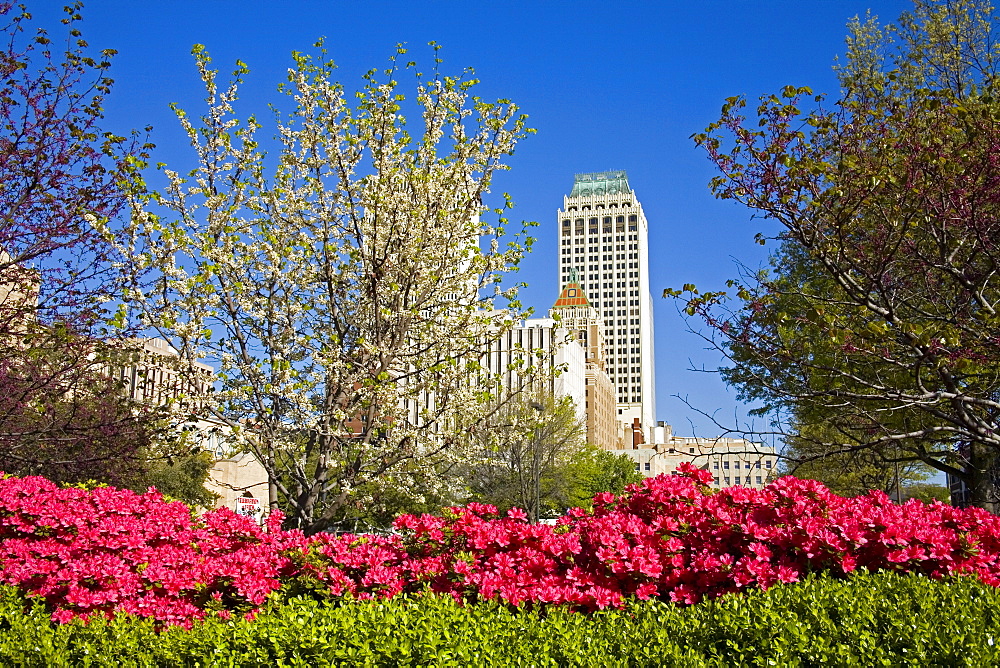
[560,216,641,234]
[565,202,632,211]
[713,460,773,470]
[714,477,766,486]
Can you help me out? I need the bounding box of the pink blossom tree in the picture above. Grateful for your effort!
[0,2,157,484]
[677,0,1000,510]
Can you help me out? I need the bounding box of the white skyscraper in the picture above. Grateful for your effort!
[557,171,656,432]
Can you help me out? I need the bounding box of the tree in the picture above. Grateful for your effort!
[779,422,935,499]
[680,0,1000,510]
[140,447,217,507]
[0,2,164,483]
[0,342,153,486]
[904,482,951,503]
[555,445,645,511]
[324,465,460,532]
[123,43,534,533]
[466,392,587,521]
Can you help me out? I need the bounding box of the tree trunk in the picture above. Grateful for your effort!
[963,443,999,514]
[267,443,278,512]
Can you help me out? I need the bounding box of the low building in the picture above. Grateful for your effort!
[615,422,779,490]
[205,451,269,520]
[114,337,214,410]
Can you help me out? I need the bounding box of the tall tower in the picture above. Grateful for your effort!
[549,269,619,450]
[557,171,656,432]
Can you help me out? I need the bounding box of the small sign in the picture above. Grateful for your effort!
[236,496,260,518]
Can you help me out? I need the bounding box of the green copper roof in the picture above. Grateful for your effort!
[569,171,631,198]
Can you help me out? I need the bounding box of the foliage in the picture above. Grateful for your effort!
[781,431,950,502]
[0,573,999,665]
[0,3,162,481]
[137,448,217,508]
[325,462,461,533]
[780,421,935,499]
[0,350,215,497]
[0,1,142,326]
[122,42,535,534]
[321,440,642,531]
[905,482,952,504]
[554,445,645,512]
[5,465,1000,626]
[680,0,1000,509]
[465,392,586,520]
[0,347,155,487]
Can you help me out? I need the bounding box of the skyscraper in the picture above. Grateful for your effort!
[557,171,655,432]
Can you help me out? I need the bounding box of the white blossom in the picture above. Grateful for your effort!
[121,44,537,532]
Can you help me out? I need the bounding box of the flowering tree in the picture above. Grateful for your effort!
[123,43,534,533]
[678,0,1000,510]
[0,2,160,483]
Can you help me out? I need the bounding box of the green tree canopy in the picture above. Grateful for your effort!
[466,392,586,521]
[679,0,1000,509]
[554,446,645,512]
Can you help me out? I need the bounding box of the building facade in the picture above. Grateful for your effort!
[557,171,656,433]
[205,451,269,519]
[115,337,215,410]
[478,316,588,425]
[620,424,779,490]
[548,272,619,450]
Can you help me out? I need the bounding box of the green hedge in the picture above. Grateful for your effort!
[1,572,997,666]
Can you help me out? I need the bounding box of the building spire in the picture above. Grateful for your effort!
[552,269,591,310]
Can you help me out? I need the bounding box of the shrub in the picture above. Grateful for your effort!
[0,573,996,666]
[0,474,307,625]
[299,464,1000,609]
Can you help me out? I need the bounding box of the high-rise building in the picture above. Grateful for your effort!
[557,171,656,431]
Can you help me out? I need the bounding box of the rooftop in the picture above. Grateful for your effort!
[551,268,591,309]
[569,170,631,198]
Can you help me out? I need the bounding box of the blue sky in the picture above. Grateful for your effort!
[50,0,915,436]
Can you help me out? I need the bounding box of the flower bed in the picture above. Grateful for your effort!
[1,464,999,624]
[0,475,304,625]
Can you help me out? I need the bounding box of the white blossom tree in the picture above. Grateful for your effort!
[123,43,535,533]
